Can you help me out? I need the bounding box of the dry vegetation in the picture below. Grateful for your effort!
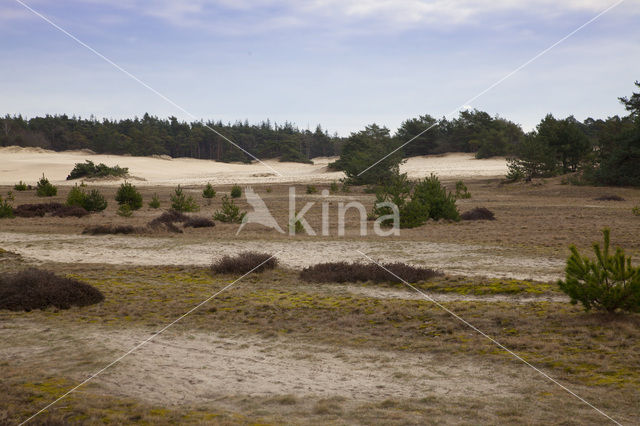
[1,177,640,424]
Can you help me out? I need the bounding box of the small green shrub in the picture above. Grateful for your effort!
[633,205,640,216]
[230,185,242,198]
[213,195,246,223]
[0,195,14,219]
[265,187,273,193]
[67,160,128,180]
[171,185,199,212]
[148,193,161,209]
[306,185,318,194]
[455,181,471,199]
[13,181,28,191]
[36,175,57,197]
[558,229,640,313]
[202,183,216,200]
[67,185,108,212]
[115,182,142,210]
[330,181,339,193]
[117,204,133,217]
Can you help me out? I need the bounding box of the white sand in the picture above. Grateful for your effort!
[0,146,507,186]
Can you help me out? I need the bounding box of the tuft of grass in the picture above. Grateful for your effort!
[211,252,278,274]
[300,261,441,284]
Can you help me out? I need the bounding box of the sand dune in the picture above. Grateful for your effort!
[0,146,507,186]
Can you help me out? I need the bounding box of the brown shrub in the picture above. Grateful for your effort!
[82,225,141,235]
[183,216,215,228]
[461,207,495,221]
[149,209,188,225]
[14,202,88,218]
[0,268,104,311]
[594,195,625,201]
[211,252,278,275]
[300,261,441,284]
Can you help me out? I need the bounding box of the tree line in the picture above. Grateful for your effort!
[2,82,639,186]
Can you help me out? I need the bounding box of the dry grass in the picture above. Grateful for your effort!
[1,264,638,424]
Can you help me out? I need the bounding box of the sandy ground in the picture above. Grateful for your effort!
[0,232,565,281]
[0,146,507,186]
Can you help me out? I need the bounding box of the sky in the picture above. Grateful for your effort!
[1,0,639,135]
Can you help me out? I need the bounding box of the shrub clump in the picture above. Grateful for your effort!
[36,174,57,197]
[0,196,14,219]
[213,195,246,223]
[170,185,199,212]
[66,185,107,212]
[0,268,104,311]
[115,181,143,210]
[373,173,459,228]
[230,185,242,198]
[594,195,625,201]
[558,228,640,313]
[14,202,88,218]
[148,193,161,209]
[14,181,30,191]
[202,183,216,200]
[455,180,471,199]
[461,207,496,221]
[211,252,278,274]
[300,261,441,284]
[147,209,188,233]
[67,160,128,180]
[82,225,141,235]
[306,185,318,194]
[183,216,215,228]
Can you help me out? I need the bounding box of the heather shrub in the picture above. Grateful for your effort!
[148,193,161,209]
[594,195,625,201]
[213,195,246,223]
[558,229,640,313]
[211,252,277,274]
[82,225,140,235]
[115,182,142,210]
[461,207,495,221]
[51,206,89,218]
[0,268,104,311]
[13,202,88,218]
[300,261,441,284]
[183,216,215,228]
[171,185,199,212]
[36,174,57,197]
[230,185,242,198]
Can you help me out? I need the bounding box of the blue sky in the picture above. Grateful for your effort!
[1,0,639,135]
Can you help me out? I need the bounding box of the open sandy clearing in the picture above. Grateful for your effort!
[0,146,507,186]
[0,232,564,281]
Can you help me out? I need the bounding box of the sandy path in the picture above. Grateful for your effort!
[0,319,533,409]
[0,232,564,281]
[0,146,507,186]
